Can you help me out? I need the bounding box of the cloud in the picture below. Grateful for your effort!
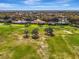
[0,3,13,8]
[0,3,18,8]
[0,0,77,10]
[23,0,72,6]
[0,3,19,10]
[23,0,41,5]
[63,4,70,6]
[56,0,72,3]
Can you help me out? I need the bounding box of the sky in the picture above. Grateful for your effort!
[0,0,79,10]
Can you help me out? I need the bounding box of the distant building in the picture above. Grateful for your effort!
[70,19,79,25]
[58,16,69,24]
[34,19,46,24]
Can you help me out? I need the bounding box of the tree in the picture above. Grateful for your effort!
[24,18,31,27]
[23,30,29,38]
[3,16,12,25]
[45,27,54,36]
[32,28,39,39]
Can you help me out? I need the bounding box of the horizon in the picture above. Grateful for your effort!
[0,10,79,11]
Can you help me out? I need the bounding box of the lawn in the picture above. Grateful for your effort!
[0,23,79,59]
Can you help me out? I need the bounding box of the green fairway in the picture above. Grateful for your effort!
[0,23,79,59]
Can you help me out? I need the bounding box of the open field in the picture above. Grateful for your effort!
[0,23,79,59]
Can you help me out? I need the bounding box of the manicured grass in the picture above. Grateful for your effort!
[0,24,79,59]
[11,45,40,59]
[66,34,79,45]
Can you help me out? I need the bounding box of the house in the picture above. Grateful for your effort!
[70,19,79,25]
[34,19,46,24]
[58,16,69,25]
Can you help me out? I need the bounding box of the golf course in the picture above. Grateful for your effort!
[0,23,79,59]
